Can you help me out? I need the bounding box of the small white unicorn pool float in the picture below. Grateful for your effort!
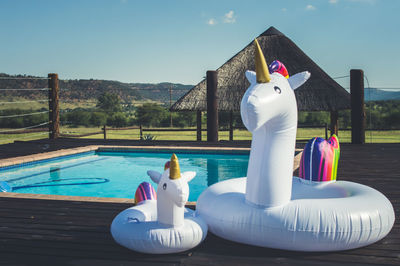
[111,154,207,254]
[196,39,395,251]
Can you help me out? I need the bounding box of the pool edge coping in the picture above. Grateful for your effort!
[0,145,303,204]
[0,145,253,169]
[0,191,197,206]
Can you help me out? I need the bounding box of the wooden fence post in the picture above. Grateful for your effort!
[350,69,366,144]
[48,73,59,139]
[103,125,107,140]
[139,125,143,140]
[196,111,202,141]
[207,71,218,142]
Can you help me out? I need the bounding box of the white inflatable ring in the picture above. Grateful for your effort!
[197,177,395,251]
[111,201,207,254]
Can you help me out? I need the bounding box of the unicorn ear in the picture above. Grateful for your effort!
[245,70,257,85]
[147,170,162,184]
[182,171,196,183]
[288,71,311,90]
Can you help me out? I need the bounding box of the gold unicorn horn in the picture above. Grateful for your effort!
[254,39,271,83]
[169,153,181,180]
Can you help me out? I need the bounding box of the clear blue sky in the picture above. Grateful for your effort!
[1,0,399,88]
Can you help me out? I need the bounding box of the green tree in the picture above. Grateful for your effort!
[90,112,107,126]
[384,110,400,129]
[298,111,329,126]
[339,110,351,129]
[96,92,122,112]
[135,103,168,127]
[66,109,90,126]
[107,112,128,127]
[174,112,196,128]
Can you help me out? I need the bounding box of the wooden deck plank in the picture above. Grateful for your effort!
[0,141,399,265]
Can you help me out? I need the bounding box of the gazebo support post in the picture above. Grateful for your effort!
[196,111,202,141]
[330,111,339,137]
[229,111,234,141]
[207,71,218,142]
[350,69,365,144]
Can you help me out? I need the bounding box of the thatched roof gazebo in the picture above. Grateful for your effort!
[171,26,350,140]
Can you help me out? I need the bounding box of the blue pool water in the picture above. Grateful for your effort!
[0,151,249,201]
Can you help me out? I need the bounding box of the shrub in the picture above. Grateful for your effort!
[90,112,107,126]
[135,103,168,127]
[107,112,128,127]
[66,109,90,126]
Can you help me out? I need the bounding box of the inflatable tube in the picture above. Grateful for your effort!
[111,154,207,254]
[196,40,394,251]
[197,177,395,251]
[111,201,207,254]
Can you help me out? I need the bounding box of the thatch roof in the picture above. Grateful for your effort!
[171,26,350,112]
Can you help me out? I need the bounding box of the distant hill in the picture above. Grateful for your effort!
[2,73,398,105]
[129,82,193,105]
[0,73,193,105]
[364,88,400,101]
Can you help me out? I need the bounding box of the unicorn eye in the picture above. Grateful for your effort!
[163,183,167,190]
[274,86,281,94]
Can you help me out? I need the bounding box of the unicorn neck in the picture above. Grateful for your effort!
[245,118,297,207]
[157,195,184,227]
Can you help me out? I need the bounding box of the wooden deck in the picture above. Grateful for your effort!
[0,140,399,265]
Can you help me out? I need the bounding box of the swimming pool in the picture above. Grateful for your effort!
[0,150,249,201]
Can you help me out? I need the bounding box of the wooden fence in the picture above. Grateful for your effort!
[60,125,238,141]
[3,70,395,144]
[57,124,332,142]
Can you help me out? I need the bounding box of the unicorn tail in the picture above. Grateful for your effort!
[134,181,157,204]
[299,135,340,183]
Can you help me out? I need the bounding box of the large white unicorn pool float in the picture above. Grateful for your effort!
[111,154,207,254]
[196,39,395,251]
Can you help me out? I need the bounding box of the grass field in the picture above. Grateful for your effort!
[0,126,398,145]
[0,97,97,110]
[0,98,161,111]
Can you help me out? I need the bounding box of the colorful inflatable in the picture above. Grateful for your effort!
[111,154,207,254]
[269,60,289,78]
[196,39,395,251]
[134,182,157,204]
[299,135,340,182]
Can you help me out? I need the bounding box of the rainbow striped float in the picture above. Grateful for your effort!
[299,135,340,182]
[134,182,157,204]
